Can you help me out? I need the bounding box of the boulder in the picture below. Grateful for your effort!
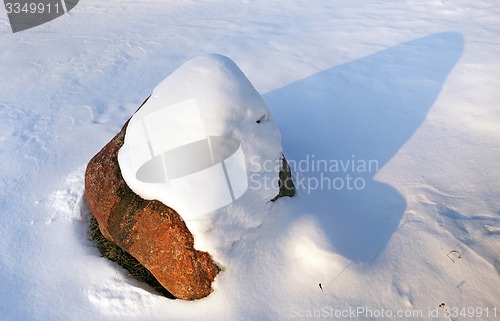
[85,54,294,301]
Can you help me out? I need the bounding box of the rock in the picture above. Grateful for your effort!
[272,155,295,201]
[85,54,295,301]
[85,97,220,300]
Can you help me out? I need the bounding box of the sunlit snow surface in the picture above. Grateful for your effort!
[0,1,499,320]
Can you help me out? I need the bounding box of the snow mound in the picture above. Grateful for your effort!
[118,54,283,246]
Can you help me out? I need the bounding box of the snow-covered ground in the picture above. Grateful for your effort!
[1,0,499,320]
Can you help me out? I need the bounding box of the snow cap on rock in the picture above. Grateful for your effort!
[118,54,282,221]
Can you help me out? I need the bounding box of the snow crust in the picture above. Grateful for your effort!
[1,0,500,320]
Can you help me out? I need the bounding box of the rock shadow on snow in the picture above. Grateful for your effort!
[265,32,464,263]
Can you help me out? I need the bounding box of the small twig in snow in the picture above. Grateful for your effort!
[447,250,462,263]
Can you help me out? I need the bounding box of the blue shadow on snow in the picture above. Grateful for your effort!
[264,32,464,263]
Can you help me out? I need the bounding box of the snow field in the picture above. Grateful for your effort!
[0,0,499,320]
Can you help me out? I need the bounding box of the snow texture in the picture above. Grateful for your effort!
[0,0,499,320]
